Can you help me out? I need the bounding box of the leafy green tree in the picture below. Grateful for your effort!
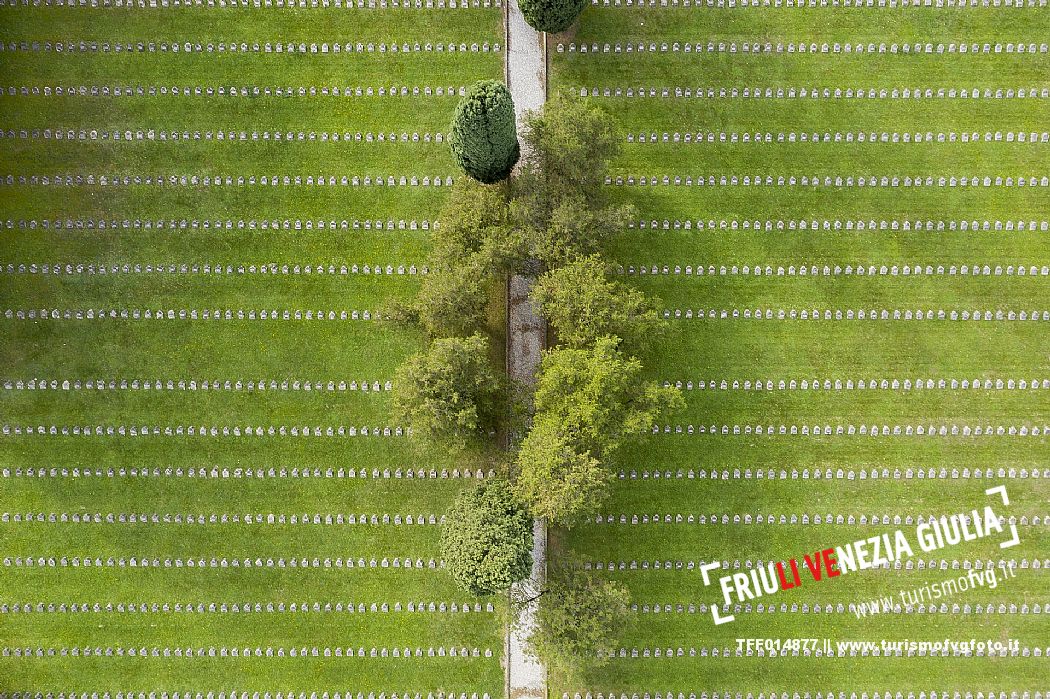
[515,337,683,523]
[515,91,622,217]
[410,179,528,338]
[413,260,493,338]
[431,178,528,274]
[519,0,588,34]
[442,479,534,596]
[449,80,520,184]
[511,92,634,265]
[525,564,631,683]
[526,195,634,267]
[532,255,665,350]
[514,421,611,523]
[392,334,505,446]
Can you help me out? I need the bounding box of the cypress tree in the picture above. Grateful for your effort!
[449,80,520,184]
[519,0,587,33]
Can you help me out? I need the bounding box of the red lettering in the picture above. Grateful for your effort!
[803,552,823,581]
[823,548,841,577]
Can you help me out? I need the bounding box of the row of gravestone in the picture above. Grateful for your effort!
[8,85,468,97]
[3,379,395,391]
[5,218,439,230]
[1,600,495,614]
[619,264,1050,276]
[628,131,1050,143]
[592,0,1048,6]
[0,694,493,699]
[1,466,492,479]
[630,218,1050,231]
[589,513,1041,526]
[2,129,447,143]
[0,694,492,699]
[608,174,1050,187]
[651,422,1049,436]
[567,693,1043,699]
[660,308,1050,320]
[4,0,502,7]
[580,86,1050,99]
[13,306,1040,323]
[619,467,1050,480]
[606,645,1043,658]
[663,378,1050,391]
[584,558,1045,570]
[2,174,456,187]
[0,646,493,658]
[0,264,426,276]
[0,41,499,54]
[561,41,1049,55]
[4,308,384,320]
[632,601,1045,614]
[1,512,444,525]
[2,424,406,437]
[4,555,443,568]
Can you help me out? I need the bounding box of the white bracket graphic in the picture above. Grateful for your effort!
[986,485,1020,549]
[700,561,735,625]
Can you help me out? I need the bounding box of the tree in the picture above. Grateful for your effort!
[515,91,622,216]
[514,421,611,523]
[532,255,665,351]
[519,0,588,33]
[511,92,634,264]
[431,178,527,274]
[527,194,634,267]
[392,334,505,446]
[525,564,631,683]
[411,179,527,338]
[515,337,683,523]
[442,479,534,596]
[449,80,520,184]
[413,260,493,338]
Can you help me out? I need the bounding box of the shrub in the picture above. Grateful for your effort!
[442,479,534,595]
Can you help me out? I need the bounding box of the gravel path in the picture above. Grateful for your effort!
[505,2,547,697]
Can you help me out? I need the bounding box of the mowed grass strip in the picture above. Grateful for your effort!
[0,95,467,133]
[0,656,504,695]
[0,6,501,41]
[604,231,1050,265]
[597,477,1050,512]
[0,187,454,222]
[572,5,1050,42]
[0,230,433,261]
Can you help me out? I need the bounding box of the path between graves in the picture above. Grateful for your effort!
[505,2,548,698]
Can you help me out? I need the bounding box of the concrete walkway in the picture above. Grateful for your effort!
[505,1,547,697]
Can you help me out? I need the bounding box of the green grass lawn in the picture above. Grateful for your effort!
[550,2,1050,696]
[0,2,506,695]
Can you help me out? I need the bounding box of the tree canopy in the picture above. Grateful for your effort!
[515,337,684,523]
[518,0,588,34]
[532,255,665,351]
[442,479,534,596]
[512,92,634,268]
[449,80,520,184]
[392,334,505,446]
[411,179,527,338]
[516,91,623,214]
[526,564,631,682]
